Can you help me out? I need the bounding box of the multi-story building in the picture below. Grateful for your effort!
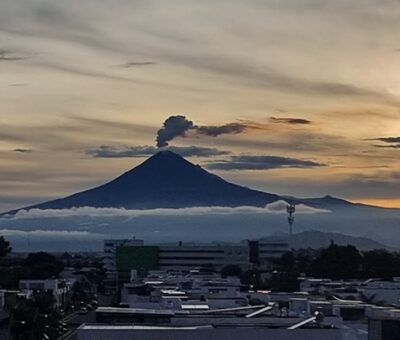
[103,238,144,273]
[249,237,289,269]
[158,243,249,272]
[103,238,144,294]
[115,241,250,283]
[107,236,292,287]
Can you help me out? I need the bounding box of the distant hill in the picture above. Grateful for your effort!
[289,230,392,251]
[2,150,392,215]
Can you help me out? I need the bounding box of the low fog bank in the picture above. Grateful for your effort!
[0,207,398,251]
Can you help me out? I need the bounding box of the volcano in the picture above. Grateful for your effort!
[16,151,285,211]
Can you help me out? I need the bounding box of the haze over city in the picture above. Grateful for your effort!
[2,0,400,212]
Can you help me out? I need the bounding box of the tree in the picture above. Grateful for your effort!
[0,236,11,260]
[362,250,400,279]
[26,252,58,267]
[266,271,300,292]
[240,269,262,289]
[311,243,362,279]
[10,293,61,340]
[0,266,29,290]
[26,252,63,279]
[221,264,242,278]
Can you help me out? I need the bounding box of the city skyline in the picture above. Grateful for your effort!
[1,0,400,211]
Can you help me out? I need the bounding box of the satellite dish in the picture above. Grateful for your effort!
[287,311,324,330]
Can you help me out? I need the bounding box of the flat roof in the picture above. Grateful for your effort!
[181,305,210,310]
[79,324,213,330]
[96,307,176,316]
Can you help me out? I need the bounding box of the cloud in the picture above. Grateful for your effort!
[0,49,29,61]
[0,228,105,239]
[86,145,156,158]
[206,155,324,171]
[165,49,397,104]
[85,145,229,158]
[118,61,157,68]
[372,144,400,149]
[369,136,400,149]
[269,117,312,125]
[5,200,330,220]
[196,123,246,137]
[373,137,400,143]
[156,115,195,147]
[166,146,230,157]
[13,148,32,153]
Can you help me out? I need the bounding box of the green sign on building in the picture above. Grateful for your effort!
[116,246,159,281]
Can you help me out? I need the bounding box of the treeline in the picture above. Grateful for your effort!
[278,242,400,280]
[0,251,64,289]
[221,242,400,292]
[264,242,400,292]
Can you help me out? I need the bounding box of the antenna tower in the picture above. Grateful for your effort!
[287,204,296,237]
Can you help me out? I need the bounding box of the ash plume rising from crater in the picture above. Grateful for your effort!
[155,115,264,147]
[156,115,195,148]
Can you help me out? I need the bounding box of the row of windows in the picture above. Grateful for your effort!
[259,250,287,254]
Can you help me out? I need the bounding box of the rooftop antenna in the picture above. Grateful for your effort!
[286,204,296,237]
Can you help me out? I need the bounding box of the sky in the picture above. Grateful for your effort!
[1,0,400,211]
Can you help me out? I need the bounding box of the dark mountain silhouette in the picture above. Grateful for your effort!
[11,151,282,211]
[3,151,386,214]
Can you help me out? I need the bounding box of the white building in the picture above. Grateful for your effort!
[19,279,73,309]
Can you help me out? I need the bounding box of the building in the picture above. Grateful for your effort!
[360,279,400,306]
[249,237,289,268]
[116,245,159,282]
[77,323,342,340]
[103,238,144,273]
[77,303,343,340]
[115,241,250,282]
[366,306,400,340]
[19,279,73,309]
[158,243,249,272]
[103,238,144,293]
[119,270,262,310]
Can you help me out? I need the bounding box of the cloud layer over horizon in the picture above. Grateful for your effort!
[4,200,330,220]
